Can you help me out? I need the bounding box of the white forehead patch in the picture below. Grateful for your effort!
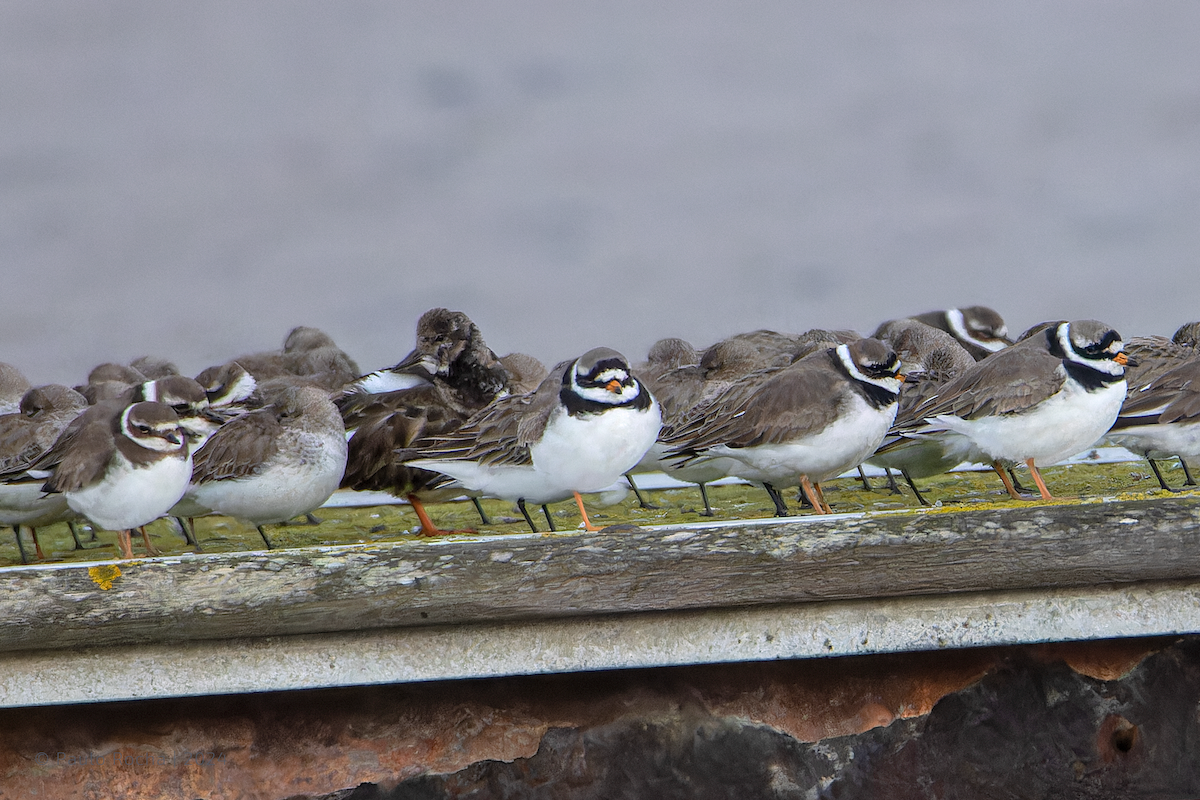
[1062,323,1125,376]
[587,368,627,385]
[122,406,183,452]
[570,365,642,405]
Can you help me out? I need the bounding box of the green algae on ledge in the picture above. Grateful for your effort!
[0,459,1194,568]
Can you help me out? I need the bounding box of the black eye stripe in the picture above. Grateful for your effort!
[1072,330,1120,358]
[582,359,629,380]
[858,358,899,376]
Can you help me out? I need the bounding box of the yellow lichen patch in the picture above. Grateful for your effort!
[88,564,122,590]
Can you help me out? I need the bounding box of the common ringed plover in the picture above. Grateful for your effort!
[38,401,192,558]
[408,347,662,532]
[896,320,1127,500]
[662,339,903,516]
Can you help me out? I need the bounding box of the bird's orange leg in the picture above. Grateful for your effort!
[139,526,161,557]
[118,530,134,559]
[799,476,827,514]
[30,528,45,561]
[993,461,1024,500]
[813,481,833,514]
[573,492,602,531]
[1026,459,1056,500]
[408,495,474,536]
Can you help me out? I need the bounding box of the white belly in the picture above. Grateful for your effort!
[1107,420,1200,460]
[0,482,72,527]
[934,379,1126,466]
[412,402,662,505]
[530,402,663,494]
[66,454,193,532]
[867,430,978,479]
[410,461,569,506]
[715,395,896,487]
[190,431,348,525]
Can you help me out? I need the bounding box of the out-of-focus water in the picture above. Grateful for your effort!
[4,2,1199,385]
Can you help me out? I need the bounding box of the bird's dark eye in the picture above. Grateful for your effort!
[136,424,151,434]
[173,404,189,413]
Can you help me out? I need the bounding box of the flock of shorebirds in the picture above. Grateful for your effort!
[2,305,1199,564]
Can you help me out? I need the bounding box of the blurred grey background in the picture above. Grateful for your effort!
[4,1,1199,386]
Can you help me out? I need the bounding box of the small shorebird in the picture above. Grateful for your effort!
[0,385,89,562]
[38,401,192,559]
[186,384,348,549]
[662,338,903,516]
[893,320,1127,500]
[1106,355,1200,491]
[338,308,513,534]
[408,347,662,532]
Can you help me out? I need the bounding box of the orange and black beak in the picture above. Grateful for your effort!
[605,379,622,393]
[1114,352,1128,366]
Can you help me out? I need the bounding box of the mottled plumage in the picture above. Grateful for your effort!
[338,309,511,500]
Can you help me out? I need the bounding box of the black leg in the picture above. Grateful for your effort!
[1147,458,1178,493]
[517,499,538,533]
[541,504,557,532]
[471,497,493,526]
[1008,467,1029,493]
[856,465,873,491]
[189,518,202,550]
[764,483,789,517]
[174,516,198,546]
[697,483,715,517]
[625,473,657,509]
[901,469,931,507]
[1181,457,1197,486]
[884,469,902,495]
[13,526,28,565]
[796,485,813,508]
[68,521,88,550]
[305,512,322,526]
[257,525,275,549]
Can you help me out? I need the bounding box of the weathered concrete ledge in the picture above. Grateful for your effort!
[2,578,1198,708]
[2,497,1200,656]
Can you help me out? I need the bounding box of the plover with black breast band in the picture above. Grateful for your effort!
[894,319,1127,501]
[662,338,904,517]
[407,347,662,533]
